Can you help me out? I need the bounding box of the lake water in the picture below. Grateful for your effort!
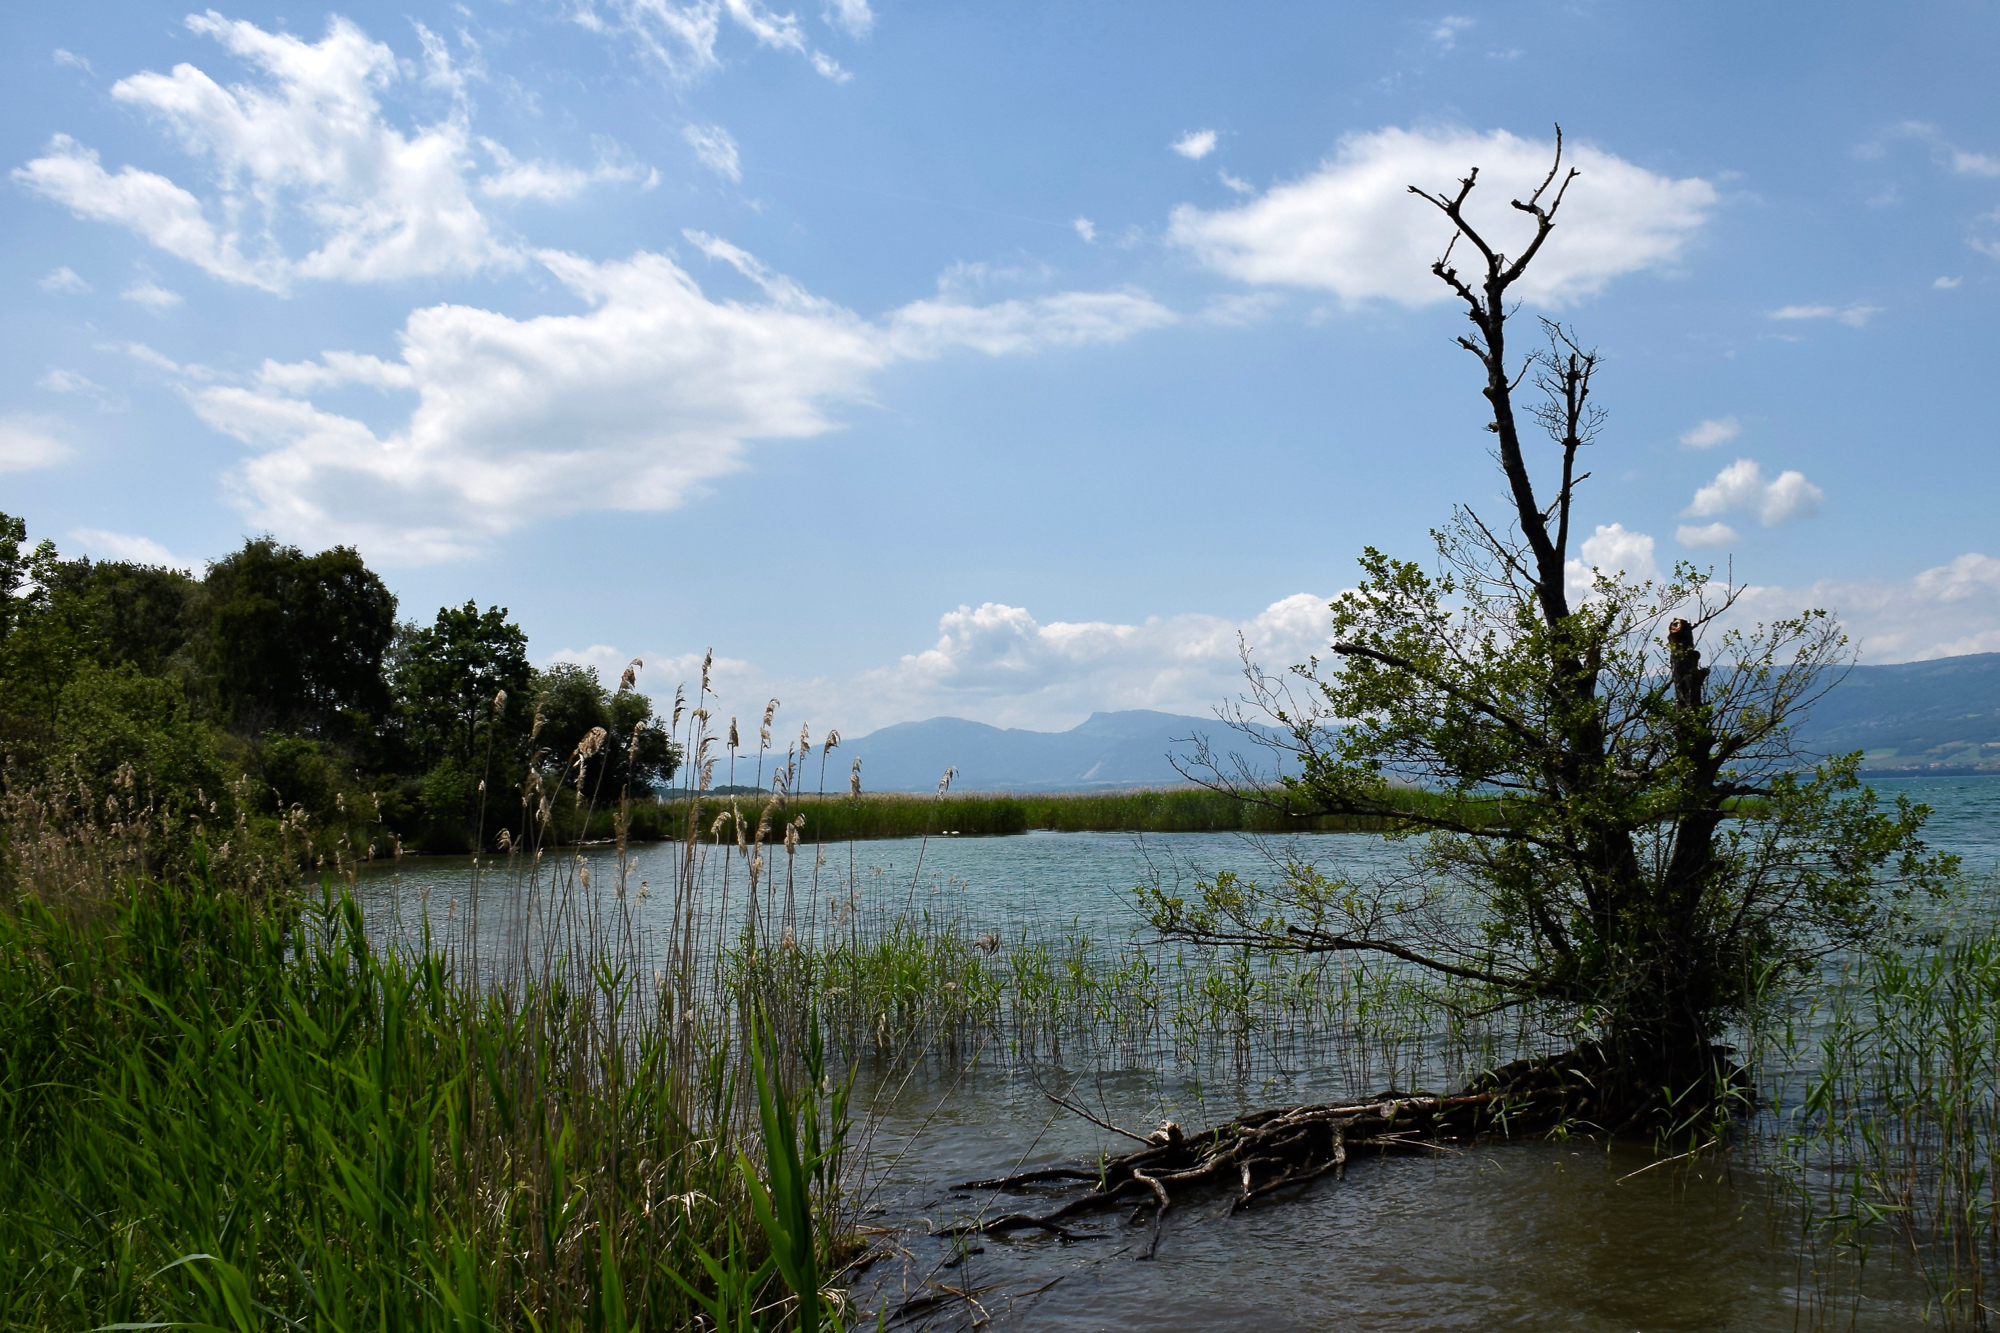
[353,776,2000,1331]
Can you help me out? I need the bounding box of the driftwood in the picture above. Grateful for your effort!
[955,1051,1610,1257]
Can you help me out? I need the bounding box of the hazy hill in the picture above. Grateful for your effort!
[843,653,2000,792]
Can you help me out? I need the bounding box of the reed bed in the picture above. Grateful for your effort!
[621,784,1495,845]
[1749,879,2000,1329]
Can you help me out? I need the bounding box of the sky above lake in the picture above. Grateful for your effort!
[5,1,1997,736]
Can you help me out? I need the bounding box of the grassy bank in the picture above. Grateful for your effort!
[0,865,848,1332]
[610,784,1493,844]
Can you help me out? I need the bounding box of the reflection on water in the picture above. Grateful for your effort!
[344,777,1997,1330]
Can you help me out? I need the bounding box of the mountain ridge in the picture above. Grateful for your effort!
[842,654,2000,792]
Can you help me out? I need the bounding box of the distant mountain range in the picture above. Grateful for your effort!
[843,653,2000,792]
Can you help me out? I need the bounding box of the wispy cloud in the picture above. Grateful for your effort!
[1680,416,1740,449]
[479,139,656,200]
[1171,129,1218,160]
[1169,126,1716,309]
[1217,170,1253,195]
[38,368,103,395]
[1429,15,1474,49]
[52,48,91,73]
[1685,458,1824,527]
[577,0,856,83]
[121,280,182,312]
[1072,217,1097,243]
[1769,302,1882,328]
[1935,275,1963,289]
[39,266,90,294]
[68,528,188,567]
[682,124,742,182]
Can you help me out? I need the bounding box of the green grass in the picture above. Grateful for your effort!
[0,863,848,1332]
[615,785,1487,845]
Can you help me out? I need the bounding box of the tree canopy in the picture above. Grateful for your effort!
[1155,134,1956,1113]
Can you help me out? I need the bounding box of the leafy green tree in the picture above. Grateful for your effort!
[47,558,200,679]
[391,602,533,772]
[1159,137,1954,1117]
[204,538,397,736]
[532,662,679,800]
[0,518,103,735]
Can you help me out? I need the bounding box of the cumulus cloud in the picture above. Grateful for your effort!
[1769,302,1881,327]
[39,266,91,294]
[187,243,1174,561]
[579,0,855,82]
[1732,553,2000,662]
[1676,521,1737,548]
[1168,126,1716,308]
[1073,217,1097,243]
[122,280,183,312]
[856,593,1334,730]
[1172,129,1218,160]
[0,421,71,473]
[1680,415,1739,449]
[68,528,188,567]
[1565,523,1660,597]
[682,124,742,182]
[14,15,536,291]
[1685,458,1824,527]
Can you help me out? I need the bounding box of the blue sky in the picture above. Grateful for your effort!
[5,1,1997,735]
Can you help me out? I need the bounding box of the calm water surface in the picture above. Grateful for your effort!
[353,777,1998,1330]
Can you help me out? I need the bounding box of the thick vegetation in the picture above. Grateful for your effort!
[0,513,680,878]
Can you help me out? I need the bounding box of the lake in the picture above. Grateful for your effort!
[353,776,2000,1330]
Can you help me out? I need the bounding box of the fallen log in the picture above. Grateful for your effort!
[954,1049,1621,1251]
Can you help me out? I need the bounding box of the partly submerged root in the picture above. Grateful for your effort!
[956,1046,1737,1250]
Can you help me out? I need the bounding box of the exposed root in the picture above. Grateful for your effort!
[954,1049,1624,1245]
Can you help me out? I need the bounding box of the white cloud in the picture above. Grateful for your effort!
[856,592,1333,730]
[1934,276,1963,289]
[1218,170,1253,195]
[1168,126,1716,309]
[0,421,71,473]
[479,139,656,200]
[68,529,187,567]
[1073,217,1097,243]
[1429,16,1474,49]
[14,135,273,288]
[53,48,91,73]
[39,266,91,294]
[580,0,853,82]
[122,280,183,312]
[38,369,102,395]
[1676,521,1737,548]
[682,124,742,182]
[1732,553,2000,662]
[185,244,1173,562]
[1171,129,1218,161]
[15,15,515,291]
[822,0,874,37]
[1769,302,1882,327]
[1565,522,1660,597]
[1685,458,1824,527]
[1680,415,1740,449]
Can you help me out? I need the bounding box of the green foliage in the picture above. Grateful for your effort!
[0,869,816,1331]
[533,663,680,800]
[205,536,398,737]
[52,661,228,824]
[392,600,533,772]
